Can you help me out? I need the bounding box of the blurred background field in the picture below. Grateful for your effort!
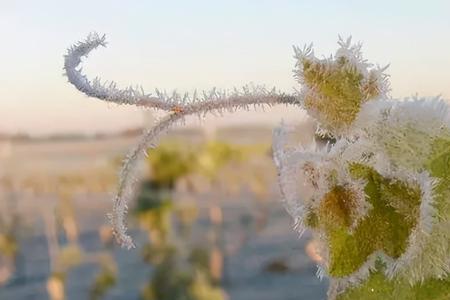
[0,124,328,300]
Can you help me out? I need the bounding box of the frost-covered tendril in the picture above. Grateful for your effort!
[64,33,300,249]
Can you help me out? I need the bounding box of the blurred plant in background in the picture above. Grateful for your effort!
[0,178,20,286]
[4,170,119,300]
[135,141,271,300]
[0,137,282,299]
[89,254,117,300]
[46,175,118,300]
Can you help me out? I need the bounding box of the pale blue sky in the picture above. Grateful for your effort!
[1,0,450,135]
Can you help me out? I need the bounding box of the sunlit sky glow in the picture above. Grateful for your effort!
[1,0,450,135]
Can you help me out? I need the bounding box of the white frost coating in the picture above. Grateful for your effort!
[64,32,180,109]
[64,33,299,111]
[365,158,441,281]
[272,123,308,235]
[273,96,448,287]
[108,113,185,249]
[272,123,334,235]
[293,36,390,131]
[329,251,393,298]
[65,33,301,248]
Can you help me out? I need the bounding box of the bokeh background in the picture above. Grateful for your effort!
[1,1,450,299]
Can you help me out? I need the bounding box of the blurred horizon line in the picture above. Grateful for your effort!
[0,122,279,141]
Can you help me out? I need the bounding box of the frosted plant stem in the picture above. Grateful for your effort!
[64,32,301,248]
[109,113,182,249]
[64,32,298,111]
[112,92,300,248]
